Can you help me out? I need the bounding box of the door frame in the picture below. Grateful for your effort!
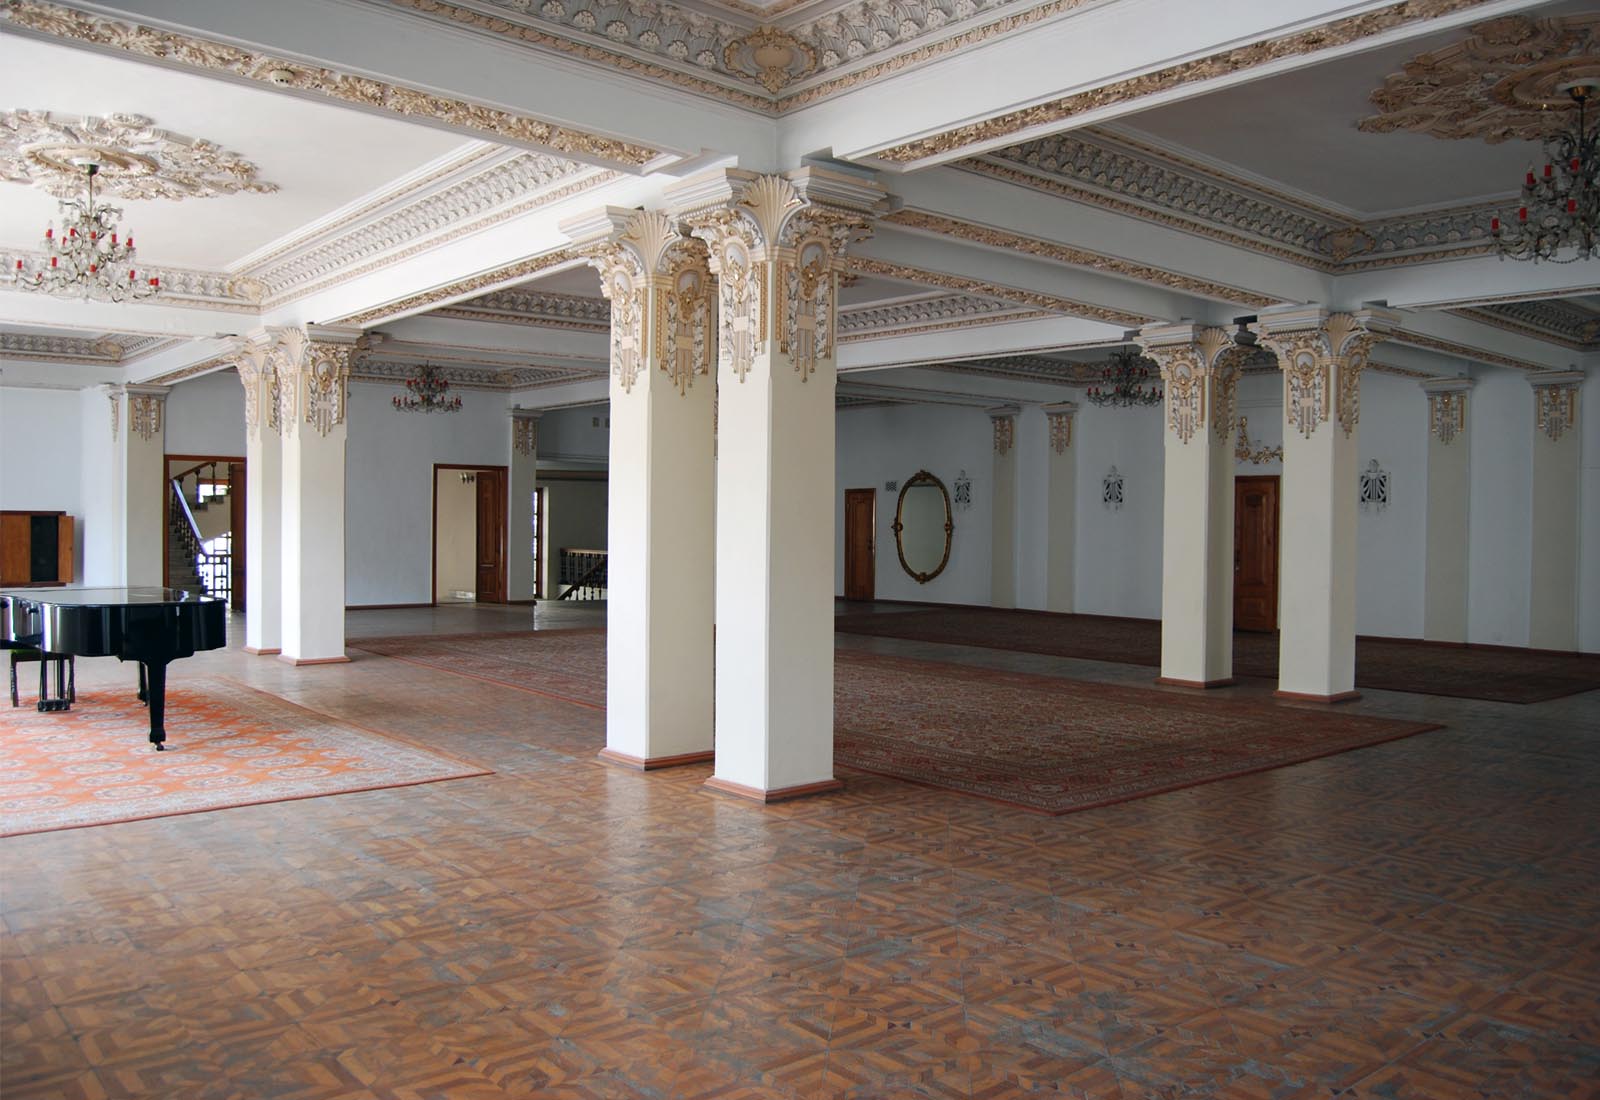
[843,487,877,601]
[431,462,509,606]
[1233,474,1281,633]
[164,452,246,603]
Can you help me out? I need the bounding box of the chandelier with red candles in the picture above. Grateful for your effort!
[392,364,462,414]
[1085,346,1163,408]
[1490,82,1598,263]
[15,161,160,301]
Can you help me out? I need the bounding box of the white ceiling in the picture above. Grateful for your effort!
[0,36,472,271]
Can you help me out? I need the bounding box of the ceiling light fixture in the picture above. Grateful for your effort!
[392,364,462,414]
[1084,346,1163,408]
[14,161,159,301]
[1491,81,1598,263]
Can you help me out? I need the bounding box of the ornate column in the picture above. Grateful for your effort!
[1043,402,1078,613]
[1140,324,1245,688]
[237,331,282,654]
[1250,306,1396,701]
[563,207,717,770]
[988,407,1019,609]
[124,384,170,587]
[508,407,541,603]
[275,325,362,665]
[1527,370,1584,651]
[1420,377,1474,644]
[671,167,883,802]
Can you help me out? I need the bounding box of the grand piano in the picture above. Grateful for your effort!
[1,587,227,749]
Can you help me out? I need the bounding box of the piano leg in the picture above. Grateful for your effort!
[137,662,148,704]
[144,662,169,750]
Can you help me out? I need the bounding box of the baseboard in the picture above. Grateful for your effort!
[344,603,434,611]
[598,748,714,771]
[277,654,352,666]
[703,776,844,803]
[1274,689,1361,704]
[1155,676,1237,689]
[243,646,282,656]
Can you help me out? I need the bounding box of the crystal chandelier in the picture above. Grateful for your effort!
[15,162,160,301]
[1084,347,1163,408]
[392,364,462,413]
[1490,82,1598,263]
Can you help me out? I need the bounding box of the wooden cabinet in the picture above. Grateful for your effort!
[0,511,74,587]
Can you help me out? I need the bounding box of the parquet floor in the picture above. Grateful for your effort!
[3,604,1598,1099]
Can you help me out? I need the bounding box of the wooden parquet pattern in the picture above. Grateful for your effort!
[4,620,1598,1099]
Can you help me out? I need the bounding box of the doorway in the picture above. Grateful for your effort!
[164,453,245,610]
[433,464,508,605]
[1233,475,1279,632]
[843,488,876,601]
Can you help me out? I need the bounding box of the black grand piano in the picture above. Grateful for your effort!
[1,587,227,749]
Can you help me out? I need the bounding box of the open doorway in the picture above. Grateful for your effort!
[432,464,508,605]
[165,453,245,610]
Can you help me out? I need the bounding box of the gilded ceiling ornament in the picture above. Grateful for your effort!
[724,27,815,93]
[1358,13,1600,143]
[0,111,278,200]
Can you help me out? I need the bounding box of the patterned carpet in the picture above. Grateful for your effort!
[350,630,1439,814]
[833,650,1439,813]
[835,606,1600,703]
[0,679,489,836]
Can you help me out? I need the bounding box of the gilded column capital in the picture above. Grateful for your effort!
[987,406,1019,457]
[1420,377,1475,446]
[509,406,541,457]
[1137,323,1248,445]
[273,325,364,438]
[1043,401,1077,454]
[1527,369,1585,443]
[1248,307,1397,438]
[123,383,172,443]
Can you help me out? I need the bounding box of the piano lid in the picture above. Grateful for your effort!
[0,586,226,607]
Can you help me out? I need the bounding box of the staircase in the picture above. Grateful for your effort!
[168,463,233,601]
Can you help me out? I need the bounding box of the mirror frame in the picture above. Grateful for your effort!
[891,469,954,585]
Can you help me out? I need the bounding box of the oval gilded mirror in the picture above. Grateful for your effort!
[892,470,953,584]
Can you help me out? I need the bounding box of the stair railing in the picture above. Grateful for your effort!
[557,548,608,600]
[168,476,231,601]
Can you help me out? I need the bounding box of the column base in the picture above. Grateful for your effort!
[598,748,714,771]
[243,646,282,656]
[1273,689,1361,704]
[703,776,843,804]
[1154,676,1237,689]
[278,654,351,666]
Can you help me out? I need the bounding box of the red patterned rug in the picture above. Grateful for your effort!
[0,679,490,837]
[350,628,607,709]
[835,607,1600,704]
[833,650,1440,813]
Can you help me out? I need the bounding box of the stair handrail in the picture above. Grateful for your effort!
[557,549,608,600]
[169,476,205,546]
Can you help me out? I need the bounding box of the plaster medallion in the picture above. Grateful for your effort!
[0,111,278,200]
[724,27,816,92]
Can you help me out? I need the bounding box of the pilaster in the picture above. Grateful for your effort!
[563,206,717,771]
[237,331,282,654]
[1250,306,1397,700]
[110,383,170,588]
[1043,402,1077,613]
[1420,377,1474,644]
[1527,370,1584,651]
[1140,323,1245,688]
[988,407,1019,609]
[671,167,883,802]
[508,407,541,602]
[276,325,361,665]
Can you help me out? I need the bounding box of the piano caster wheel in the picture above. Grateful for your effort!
[154,743,165,752]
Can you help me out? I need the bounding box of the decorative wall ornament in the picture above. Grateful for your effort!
[1151,344,1204,442]
[1529,372,1583,443]
[777,207,861,381]
[302,339,360,438]
[1359,459,1391,512]
[1325,313,1379,437]
[107,390,119,441]
[990,413,1015,456]
[1252,311,1395,439]
[1358,13,1600,144]
[1425,387,1470,444]
[0,110,277,200]
[235,341,273,440]
[129,391,163,442]
[690,209,766,383]
[953,469,973,511]
[512,413,539,457]
[1234,417,1283,465]
[0,1,662,169]
[1211,345,1249,442]
[1045,406,1075,454]
[658,259,714,395]
[724,27,816,93]
[1102,466,1124,511]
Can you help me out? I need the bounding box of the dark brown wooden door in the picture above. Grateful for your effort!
[1234,475,1279,632]
[229,462,246,612]
[843,488,876,601]
[475,469,507,603]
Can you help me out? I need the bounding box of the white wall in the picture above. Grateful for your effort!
[1355,371,1427,639]
[1581,371,1600,654]
[164,370,245,457]
[538,405,609,468]
[835,403,994,605]
[1073,400,1164,620]
[77,388,118,585]
[1014,405,1051,610]
[0,386,85,581]
[1467,371,1533,646]
[542,477,609,598]
[345,382,510,606]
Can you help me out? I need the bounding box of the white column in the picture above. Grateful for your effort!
[508,407,540,603]
[237,333,282,654]
[1043,402,1077,613]
[1141,325,1244,688]
[675,168,882,802]
[563,207,717,770]
[275,326,361,665]
[120,384,170,587]
[1527,371,1584,651]
[1252,307,1396,701]
[988,407,1018,609]
[1421,378,1474,644]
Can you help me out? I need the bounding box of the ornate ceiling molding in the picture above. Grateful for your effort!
[872,0,1497,165]
[330,248,583,327]
[142,352,240,386]
[846,255,1152,328]
[883,208,1280,308]
[1389,329,1547,373]
[0,330,174,364]
[925,354,1100,385]
[0,0,663,169]
[1,251,263,310]
[1452,297,1600,352]
[1359,13,1600,143]
[838,291,1048,341]
[0,111,277,200]
[433,288,612,332]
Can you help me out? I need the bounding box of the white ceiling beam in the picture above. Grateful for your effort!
[840,314,1124,373]
[0,287,248,340]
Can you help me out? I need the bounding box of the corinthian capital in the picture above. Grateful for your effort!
[1249,306,1397,438]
